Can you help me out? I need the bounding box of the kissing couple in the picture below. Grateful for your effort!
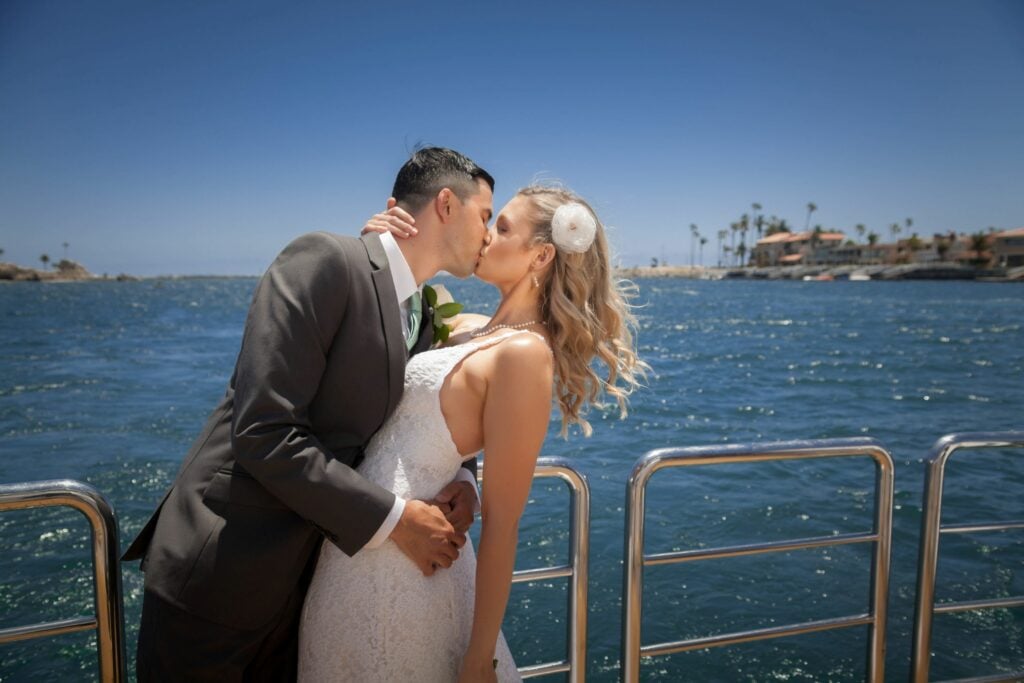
[124,147,645,682]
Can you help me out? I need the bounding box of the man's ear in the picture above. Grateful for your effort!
[434,188,454,223]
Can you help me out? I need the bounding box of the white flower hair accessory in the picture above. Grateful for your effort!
[551,202,597,253]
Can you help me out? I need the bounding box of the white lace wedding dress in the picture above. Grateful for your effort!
[298,331,529,682]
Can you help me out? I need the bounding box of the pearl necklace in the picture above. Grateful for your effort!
[469,320,540,338]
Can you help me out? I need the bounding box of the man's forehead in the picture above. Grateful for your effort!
[467,180,494,211]
[472,178,493,201]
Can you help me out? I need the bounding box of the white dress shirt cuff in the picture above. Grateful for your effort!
[362,496,406,550]
[454,466,482,513]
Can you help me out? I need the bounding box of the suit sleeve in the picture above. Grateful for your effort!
[229,232,396,556]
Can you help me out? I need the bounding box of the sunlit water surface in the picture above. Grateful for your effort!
[1,278,1021,681]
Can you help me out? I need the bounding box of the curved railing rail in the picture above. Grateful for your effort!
[482,457,591,682]
[620,438,894,683]
[6,433,1023,682]
[0,479,126,683]
[910,431,1024,683]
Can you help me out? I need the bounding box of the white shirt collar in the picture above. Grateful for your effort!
[378,232,418,303]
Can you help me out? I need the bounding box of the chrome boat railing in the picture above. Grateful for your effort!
[0,479,126,683]
[910,431,1024,683]
[4,434,1023,681]
[482,457,591,682]
[620,438,895,683]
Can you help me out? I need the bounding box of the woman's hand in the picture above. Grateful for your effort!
[456,653,497,683]
[360,198,417,239]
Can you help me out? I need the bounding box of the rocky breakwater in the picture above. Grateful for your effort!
[0,259,96,282]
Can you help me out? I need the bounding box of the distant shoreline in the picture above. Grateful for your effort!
[4,261,1022,283]
[618,263,1024,282]
[0,262,255,282]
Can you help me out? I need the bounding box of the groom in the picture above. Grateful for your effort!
[123,147,495,681]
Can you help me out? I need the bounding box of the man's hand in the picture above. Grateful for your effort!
[389,499,465,576]
[432,480,477,534]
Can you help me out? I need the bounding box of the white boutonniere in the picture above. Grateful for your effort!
[423,284,463,343]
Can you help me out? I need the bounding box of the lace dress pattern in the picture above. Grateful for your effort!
[298,332,534,682]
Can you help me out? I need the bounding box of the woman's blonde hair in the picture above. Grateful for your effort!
[517,185,647,436]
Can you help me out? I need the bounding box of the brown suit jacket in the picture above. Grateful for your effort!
[123,231,462,630]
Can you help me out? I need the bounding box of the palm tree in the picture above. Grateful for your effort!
[0,248,4,259]
[40,254,50,270]
[970,232,989,266]
[736,242,747,267]
[689,223,699,268]
[805,202,817,231]
[905,217,913,233]
[699,236,707,266]
[855,224,866,241]
[717,229,727,267]
[729,222,739,265]
[751,203,763,239]
[766,217,791,236]
[810,226,824,249]
[890,222,901,242]
[868,232,879,246]
[738,214,749,267]
[62,242,69,259]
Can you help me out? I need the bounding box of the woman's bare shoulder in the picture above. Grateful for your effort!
[492,332,554,377]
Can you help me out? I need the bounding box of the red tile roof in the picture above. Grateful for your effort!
[756,232,794,245]
[756,230,846,246]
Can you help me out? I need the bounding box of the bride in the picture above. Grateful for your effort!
[298,185,645,682]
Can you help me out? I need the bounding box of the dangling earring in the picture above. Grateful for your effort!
[532,274,540,288]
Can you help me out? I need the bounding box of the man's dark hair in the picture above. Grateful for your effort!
[391,147,495,213]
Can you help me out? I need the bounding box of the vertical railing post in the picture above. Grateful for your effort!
[910,439,949,683]
[0,480,126,682]
[562,465,590,683]
[867,448,894,681]
[620,449,664,683]
[483,458,590,680]
[910,431,1024,683]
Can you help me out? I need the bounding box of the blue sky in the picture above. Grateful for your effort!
[2,0,1022,275]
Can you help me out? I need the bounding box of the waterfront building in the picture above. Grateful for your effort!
[751,231,793,267]
[947,233,994,267]
[752,230,846,266]
[748,227,1022,270]
[992,227,1024,267]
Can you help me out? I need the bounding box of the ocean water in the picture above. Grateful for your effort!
[0,277,1021,681]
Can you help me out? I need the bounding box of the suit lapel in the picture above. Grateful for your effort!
[361,234,405,419]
